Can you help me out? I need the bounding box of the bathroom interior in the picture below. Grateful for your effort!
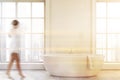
[0,0,120,80]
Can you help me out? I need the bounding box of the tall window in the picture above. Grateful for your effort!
[96,1,120,62]
[0,2,44,63]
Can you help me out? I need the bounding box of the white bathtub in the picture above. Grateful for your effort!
[44,54,104,77]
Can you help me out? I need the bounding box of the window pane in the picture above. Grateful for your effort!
[20,49,32,62]
[32,49,44,62]
[0,19,2,32]
[1,34,6,48]
[18,2,31,17]
[107,50,116,62]
[2,19,14,33]
[18,19,31,33]
[32,19,44,33]
[32,2,44,17]
[1,35,7,62]
[6,34,10,49]
[96,19,106,33]
[107,34,120,48]
[24,34,31,48]
[108,19,120,33]
[96,2,106,17]
[0,3,1,18]
[96,34,106,48]
[108,3,120,17]
[1,49,8,62]
[32,34,44,49]
[2,2,16,18]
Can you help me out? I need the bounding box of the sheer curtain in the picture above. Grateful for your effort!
[96,0,120,62]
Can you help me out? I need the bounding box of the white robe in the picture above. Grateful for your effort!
[8,28,21,54]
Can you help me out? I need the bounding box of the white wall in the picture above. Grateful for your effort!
[45,0,93,53]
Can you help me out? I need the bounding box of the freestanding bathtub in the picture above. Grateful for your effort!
[44,54,104,77]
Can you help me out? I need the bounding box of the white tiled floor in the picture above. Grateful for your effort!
[0,70,120,80]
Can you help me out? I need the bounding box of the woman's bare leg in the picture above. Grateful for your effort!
[15,53,25,78]
[6,53,15,78]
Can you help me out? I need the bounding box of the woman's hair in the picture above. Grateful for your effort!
[12,20,19,26]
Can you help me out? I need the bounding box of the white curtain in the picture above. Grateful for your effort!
[96,0,120,62]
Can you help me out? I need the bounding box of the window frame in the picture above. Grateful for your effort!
[94,0,120,69]
[0,1,45,63]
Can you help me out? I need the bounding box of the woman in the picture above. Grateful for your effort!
[6,20,25,79]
